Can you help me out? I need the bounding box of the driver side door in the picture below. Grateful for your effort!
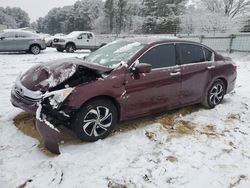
[124,44,181,119]
[75,33,88,48]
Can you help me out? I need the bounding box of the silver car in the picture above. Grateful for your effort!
[0,30,46,55]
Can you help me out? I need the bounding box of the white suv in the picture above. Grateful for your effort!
[52,31,105,53]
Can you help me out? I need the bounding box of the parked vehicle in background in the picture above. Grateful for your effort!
[11,37,237,154]
[52,31,106,53]
[45,33,66,47]
[54,33,66,37]
[0,30,46,54]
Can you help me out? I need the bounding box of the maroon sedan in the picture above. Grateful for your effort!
[11,37,237,154]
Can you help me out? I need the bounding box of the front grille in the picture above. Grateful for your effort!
[14,89,40,105]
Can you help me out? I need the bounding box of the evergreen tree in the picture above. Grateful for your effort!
[4,7,30,28]
[142,0,186,34]
[104,0,115,33]
[116,0,127,34]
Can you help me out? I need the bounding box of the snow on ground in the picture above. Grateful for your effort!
[0,48,250,188]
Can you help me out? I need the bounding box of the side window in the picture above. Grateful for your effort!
[178,44,205,65]
[139,44,176,69]
[3,32,16,38]
[87,33,93,39]
[203,47,213,61]
[79,33,87,39]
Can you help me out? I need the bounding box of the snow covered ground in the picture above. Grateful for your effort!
[0,48,250,188]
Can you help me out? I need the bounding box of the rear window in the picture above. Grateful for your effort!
[178,44,205,65]
[16,32,33,38]
[2,32,17,38]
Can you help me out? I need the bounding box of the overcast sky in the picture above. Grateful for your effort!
[0,0,79,22]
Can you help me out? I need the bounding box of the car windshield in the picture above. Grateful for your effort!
[85,40,145,68]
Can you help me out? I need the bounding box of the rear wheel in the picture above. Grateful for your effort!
[202,79,226,108]
[30,45,40,55]
[72,99,118,142]
[65,43,75,53]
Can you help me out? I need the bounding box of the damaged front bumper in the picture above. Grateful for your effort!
[11,80,73,154]
[36,104,61,154]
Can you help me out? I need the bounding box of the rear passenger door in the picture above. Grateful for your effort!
[124,44,181,118]
[177,43,214,105]
[15,32,30,51]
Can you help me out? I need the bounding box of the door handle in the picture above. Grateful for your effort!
[170,71,181,76]
[207,65,215,70]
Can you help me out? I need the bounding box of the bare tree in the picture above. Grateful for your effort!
[201,0,250,18]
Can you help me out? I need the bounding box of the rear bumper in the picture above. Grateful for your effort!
[40,43,47,50]
[52,43,65,49]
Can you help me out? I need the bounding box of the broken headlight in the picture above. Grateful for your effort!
[42,88,74,109]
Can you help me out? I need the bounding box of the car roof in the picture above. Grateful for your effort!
[118,36,200,45]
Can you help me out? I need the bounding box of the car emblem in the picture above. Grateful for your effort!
[20,88,24,95]
[15,87,24,95]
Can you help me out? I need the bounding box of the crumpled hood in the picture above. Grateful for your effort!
[20,58,112,92]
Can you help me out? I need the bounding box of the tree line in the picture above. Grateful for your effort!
[33,0,250,35]
[1,0,250,35]
[33,0,186,35]
[0,7,30,29]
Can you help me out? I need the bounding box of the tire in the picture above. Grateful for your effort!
[72,99,118,142]
[56,48,64,52]
[90,48,97,52]
[202,79,226,109]
[65,43,75,53]
[100,43,106,48]
[30,45,41,55]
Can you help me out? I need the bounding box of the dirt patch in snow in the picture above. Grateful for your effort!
[13,112,41,141]
[116,105,200,135]
[13,104,219,154]
[226,113,241,121]
[13,112,82,154]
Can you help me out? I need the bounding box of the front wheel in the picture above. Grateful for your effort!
[65,43,75,53]
[202,79,226,109]
[30,45,41,55]
[72,99,118,142]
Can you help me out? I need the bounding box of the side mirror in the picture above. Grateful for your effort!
[77,36,82,39]
[133,63,152,74]
[0,36,5,40]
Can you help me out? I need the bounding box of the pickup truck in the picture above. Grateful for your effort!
[52,31,106,53]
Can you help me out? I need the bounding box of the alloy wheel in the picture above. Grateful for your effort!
[82,106,112,137]
[209,83,224,106]
[31,46,40,55]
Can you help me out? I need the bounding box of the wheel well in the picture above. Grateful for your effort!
[29,44,41,50]
[81,95,121,121]
[66,42,75,47]
[217,77,228,93]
